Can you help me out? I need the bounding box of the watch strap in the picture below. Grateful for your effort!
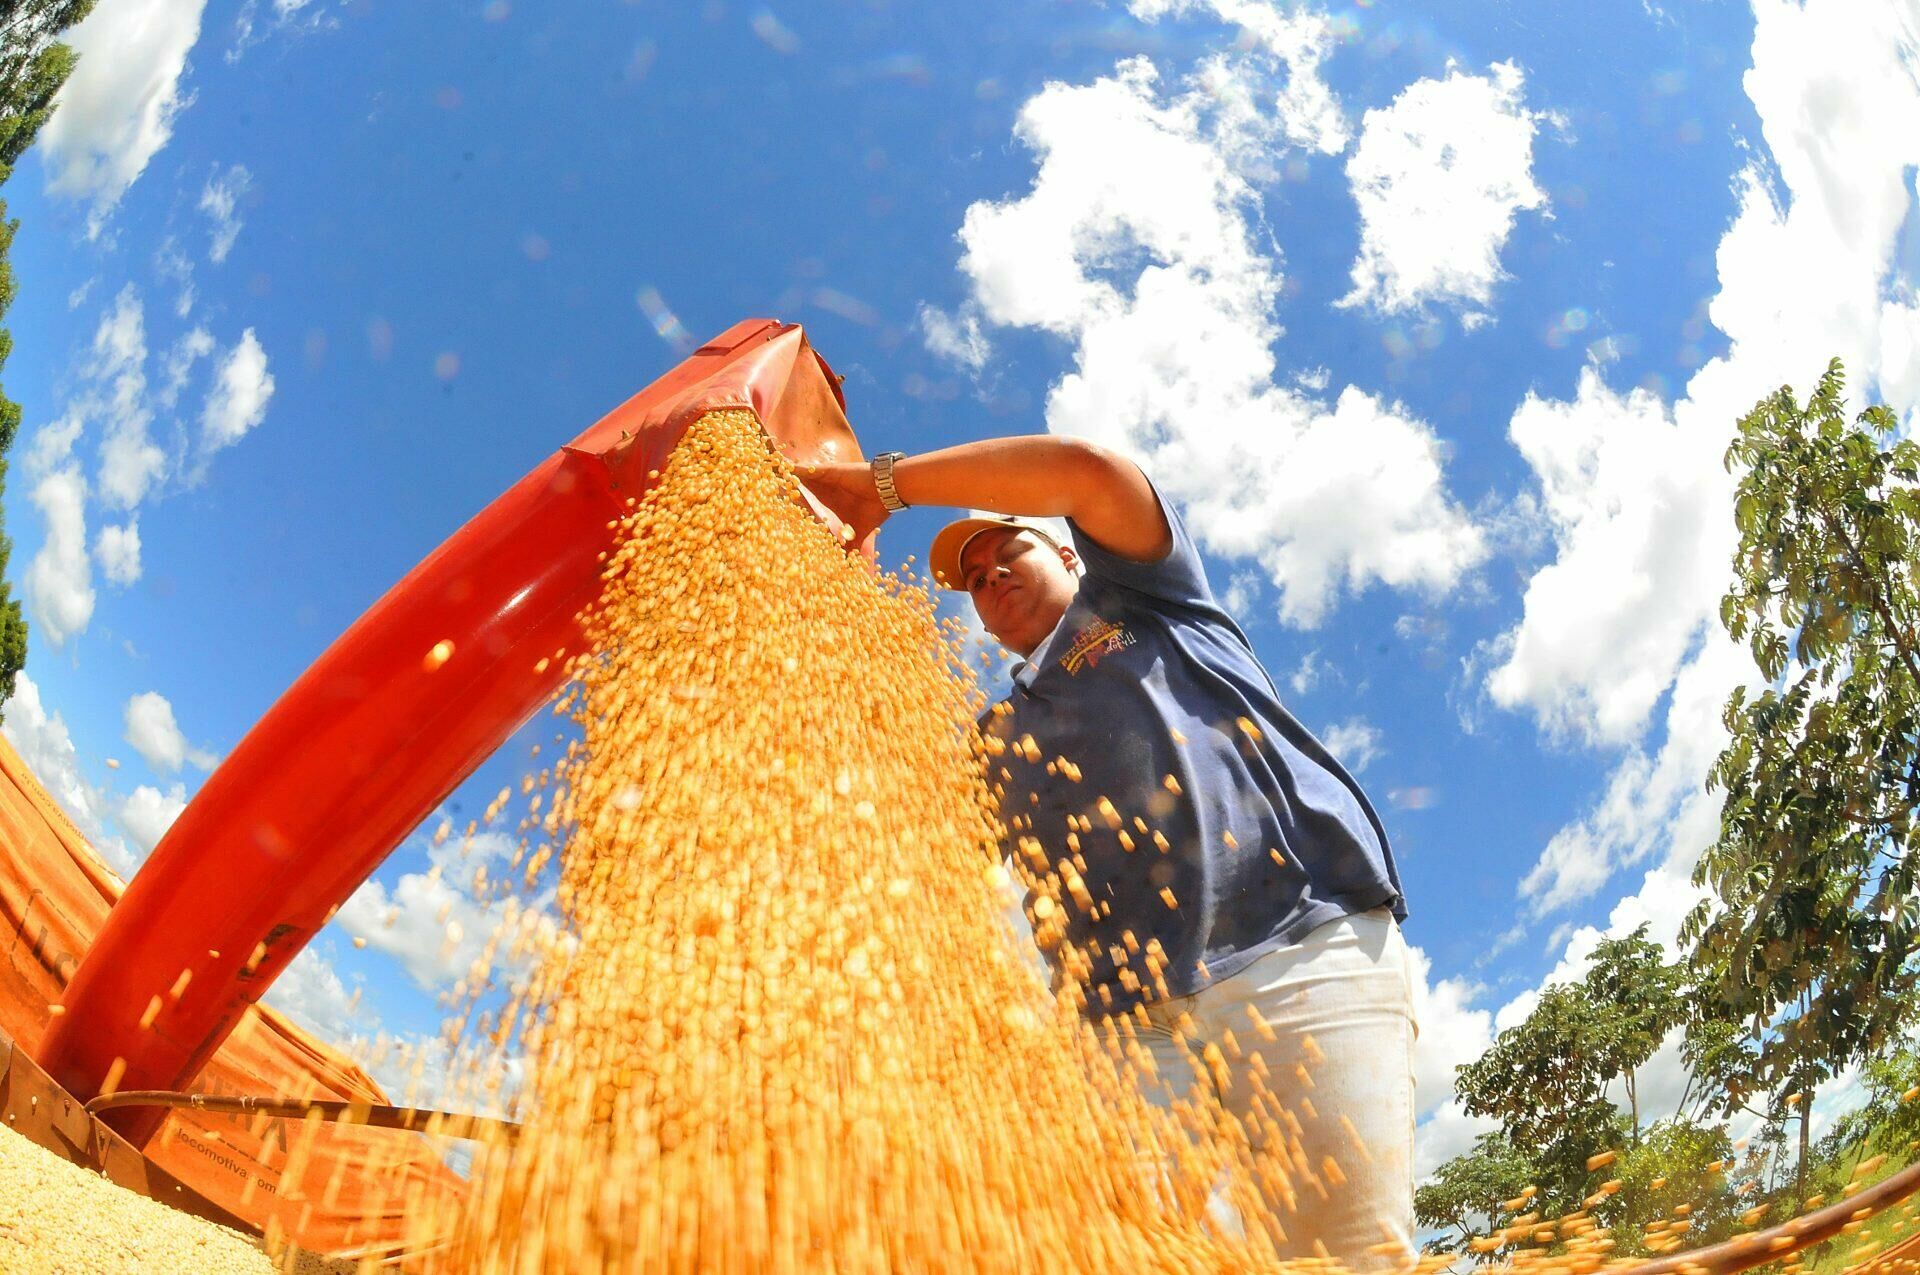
[872,451,908,512]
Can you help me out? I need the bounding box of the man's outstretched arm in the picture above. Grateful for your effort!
[797,436,1172,563]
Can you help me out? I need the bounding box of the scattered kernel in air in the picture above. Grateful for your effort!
[424,638,456,671]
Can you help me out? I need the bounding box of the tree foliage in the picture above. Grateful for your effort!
[1609,1119,1745,1253]
[1585,927,1687,1137]
[1826,1042,1920,1159]
[1684,358,1920,1193]
[1433,359,1920,1250]
[1443,927,1687,1250]
[1413,1131,1536,1259]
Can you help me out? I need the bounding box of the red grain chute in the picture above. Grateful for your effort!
[37,320,864,1147]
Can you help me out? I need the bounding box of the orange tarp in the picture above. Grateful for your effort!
[0,733,466,1260]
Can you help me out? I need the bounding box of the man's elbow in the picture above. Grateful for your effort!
[1058,437,1147,495]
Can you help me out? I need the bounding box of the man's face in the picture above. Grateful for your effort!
[958,528,1080,658]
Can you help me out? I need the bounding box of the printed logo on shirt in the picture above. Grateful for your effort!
[1060,617,1136,675]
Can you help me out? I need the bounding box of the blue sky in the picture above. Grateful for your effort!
[5,0,1919,1172]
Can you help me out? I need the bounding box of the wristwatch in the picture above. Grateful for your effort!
[871,451,909,512]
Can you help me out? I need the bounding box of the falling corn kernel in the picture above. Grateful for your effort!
[423,639,456,671]
[1586,1149,1617,1171]
[100,1056,128,1098]
[418,410,1374,1271]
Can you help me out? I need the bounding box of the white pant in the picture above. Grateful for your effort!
[1136,908,1417,1270]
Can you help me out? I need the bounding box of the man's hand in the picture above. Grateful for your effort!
[793,459,890,547]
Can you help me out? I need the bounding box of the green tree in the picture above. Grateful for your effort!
[1585,925,1688,1141]
[1827,1042,1920,1158]
[1685,358,1920,1202]
[0,0,94,714]
[0,13,81,181]
[1455,983,1633,1223]
[1443,930,1689,1253]
[1413,1131,1537,1259]
[1611,1119,1743,1253]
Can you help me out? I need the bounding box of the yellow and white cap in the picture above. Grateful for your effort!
[928,515,1066,591]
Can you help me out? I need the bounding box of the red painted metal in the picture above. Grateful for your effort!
[36,321,864,1147]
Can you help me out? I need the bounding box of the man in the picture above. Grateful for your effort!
[799,434,1416,1268]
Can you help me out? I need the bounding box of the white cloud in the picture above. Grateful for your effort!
[198,163,251,263]
[24,469,95,647]
[1415,1098,1500,1182]
[254,944,491,1116]
[1517,635,1743,915]
[21,291,267,646]
[1338,61,1554,322]
[1125,0,1349,154]
[262,945,375,1041]
[1487,371,1729,745]
[155,236,195,318]
[1287,650,1323,696]
[748,8,799,55]
[89,288,165,510]
[117,782,186,855]
[25,404,84,477]
[336,829,561,993]
[1,674,135,875]
[1494,0,1920,916]
[99,417,166,512]
[1408,942,1500,1178]
[200,328,275,451]
[160,326,215,408]
[28,286,162,508]
[229,0,323,61]
[123,690,218,773]
[39,0,211,233]
[1319,717,1381,773]
[950,57,1485,627]
[918,304,990,372]
[94,521,142,586]
[1221,569,1261,616]
[1409,945,1492,1119]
